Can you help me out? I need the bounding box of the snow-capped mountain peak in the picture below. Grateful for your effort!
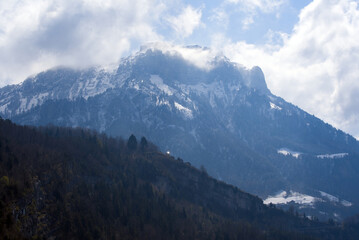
[1,45,359,221]
[0,46,270,117]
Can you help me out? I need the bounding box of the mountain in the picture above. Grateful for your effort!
[2,118,359,239]
[1,44,359,220]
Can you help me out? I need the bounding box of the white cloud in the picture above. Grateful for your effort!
[226,0,287,29]
[209,7,229,27]
[141,42,220,70]
[227,0,286,12]
[166,5,203,38]
[1,0,359,139]
[0,0,164,87]
[217,0,359,138]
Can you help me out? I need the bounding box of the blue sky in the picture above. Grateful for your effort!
[1,0,359,138]
[149,0,311,47]
[180,0,312,45]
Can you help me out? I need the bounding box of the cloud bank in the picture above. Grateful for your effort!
[1,0,359,138]
[218,0,359,138]
[0,0,165,86]
[166,5,203,38]
[225,0,287,29]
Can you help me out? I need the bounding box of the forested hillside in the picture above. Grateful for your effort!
[0,118,358,239]
[2,48,359,221]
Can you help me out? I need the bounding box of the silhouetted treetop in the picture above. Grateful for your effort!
[127,134,137,150]
[140,136,148,151]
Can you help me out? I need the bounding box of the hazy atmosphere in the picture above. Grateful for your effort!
[2,1,359,239]
[1,0,358,139]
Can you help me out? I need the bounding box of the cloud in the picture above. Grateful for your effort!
[226,0,286,12]
[0,0,164,87]
[209,7,229,27]
[141,42,221,71]
[1,0,359,139]
[166,5,203,38]
[217,0,359,138]
[225,0,287,29]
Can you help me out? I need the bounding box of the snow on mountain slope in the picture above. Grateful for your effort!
[265,190,353,208]
[277,148,301,158]
[174,102,193,119]
[264,189,354,221]
[150,75,174,96]
[319,191,352,207]
[270,102,282,110]
[0,66,119,117]
[264,191,319,206]
[1,45,359,220]
[0,45,259,117]
[317,153,349,159]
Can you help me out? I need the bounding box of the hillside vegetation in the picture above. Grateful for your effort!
[0,118,358,239]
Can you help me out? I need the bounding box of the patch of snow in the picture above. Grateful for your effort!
[0,102,10,113]
[317,153,348,159]
[155,96,171,107]
[150,75,173,96]
[28,92,49,110]
[84,75,114,100]
[74,82,84,98]
[67,71,115,100]
[264,190,319,206]
[177,79,240,108]
[184,81,226,100]
[341,200,353,207]
[277,148,301,158]
[133,84,140,90]
[319,191,353,207]
[15,92,51,114]
[270,102,282,110]
[319,191,339,202]
[17,98,28,114]
[174,102,193,119]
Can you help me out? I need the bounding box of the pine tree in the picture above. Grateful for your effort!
[127,134,137,151]
[140,137,148,151]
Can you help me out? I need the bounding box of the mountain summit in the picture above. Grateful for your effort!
[1,45,358,220]
[0,44,269,117]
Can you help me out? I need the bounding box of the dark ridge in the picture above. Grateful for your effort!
[0,119,358,239]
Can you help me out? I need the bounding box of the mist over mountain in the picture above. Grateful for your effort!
[1,44,359,221]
